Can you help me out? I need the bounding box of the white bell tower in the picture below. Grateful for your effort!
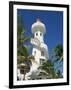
[25,18,49,79]
[31,18,49,66]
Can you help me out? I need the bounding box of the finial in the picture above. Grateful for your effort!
[36,17,41,22]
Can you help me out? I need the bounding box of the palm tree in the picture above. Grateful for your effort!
[53,44,63,63]
[17,15,35,80]
[38,60,57,79]
[37,44,63,79]
[17,15,30,56]
[52,44,63,74]
[17,55,35,66]
[56,70,63,78]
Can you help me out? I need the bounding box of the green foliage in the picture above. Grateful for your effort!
[38,60,57,79]
[53,44,63,62]
[37,44,63,79]
[17,15,34,80]
[56,70,63,78]
[17,15,31,56]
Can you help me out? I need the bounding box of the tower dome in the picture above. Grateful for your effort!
[32,18,46,34]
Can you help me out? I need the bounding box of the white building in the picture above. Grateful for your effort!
[25,18,49,79]
[31,18,48,64]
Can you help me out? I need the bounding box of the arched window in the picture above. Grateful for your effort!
[41,51,44,56]
[34,51,36,55]
[40,59,44,65]
[40,32,42,36]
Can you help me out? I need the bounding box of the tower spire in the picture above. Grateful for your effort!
[36,17,41,22]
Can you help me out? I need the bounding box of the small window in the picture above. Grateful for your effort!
[40,59,44,65]
[40,33,42,36]
[36,33,38,36]
[34,51,36,55]
[41,51,44,56]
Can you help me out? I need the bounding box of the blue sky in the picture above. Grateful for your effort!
[17,9,63,73]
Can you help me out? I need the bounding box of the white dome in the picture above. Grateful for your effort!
[32,18,46,34]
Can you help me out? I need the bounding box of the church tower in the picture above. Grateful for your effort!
[31,18,48,66]
[25,18,49,79]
